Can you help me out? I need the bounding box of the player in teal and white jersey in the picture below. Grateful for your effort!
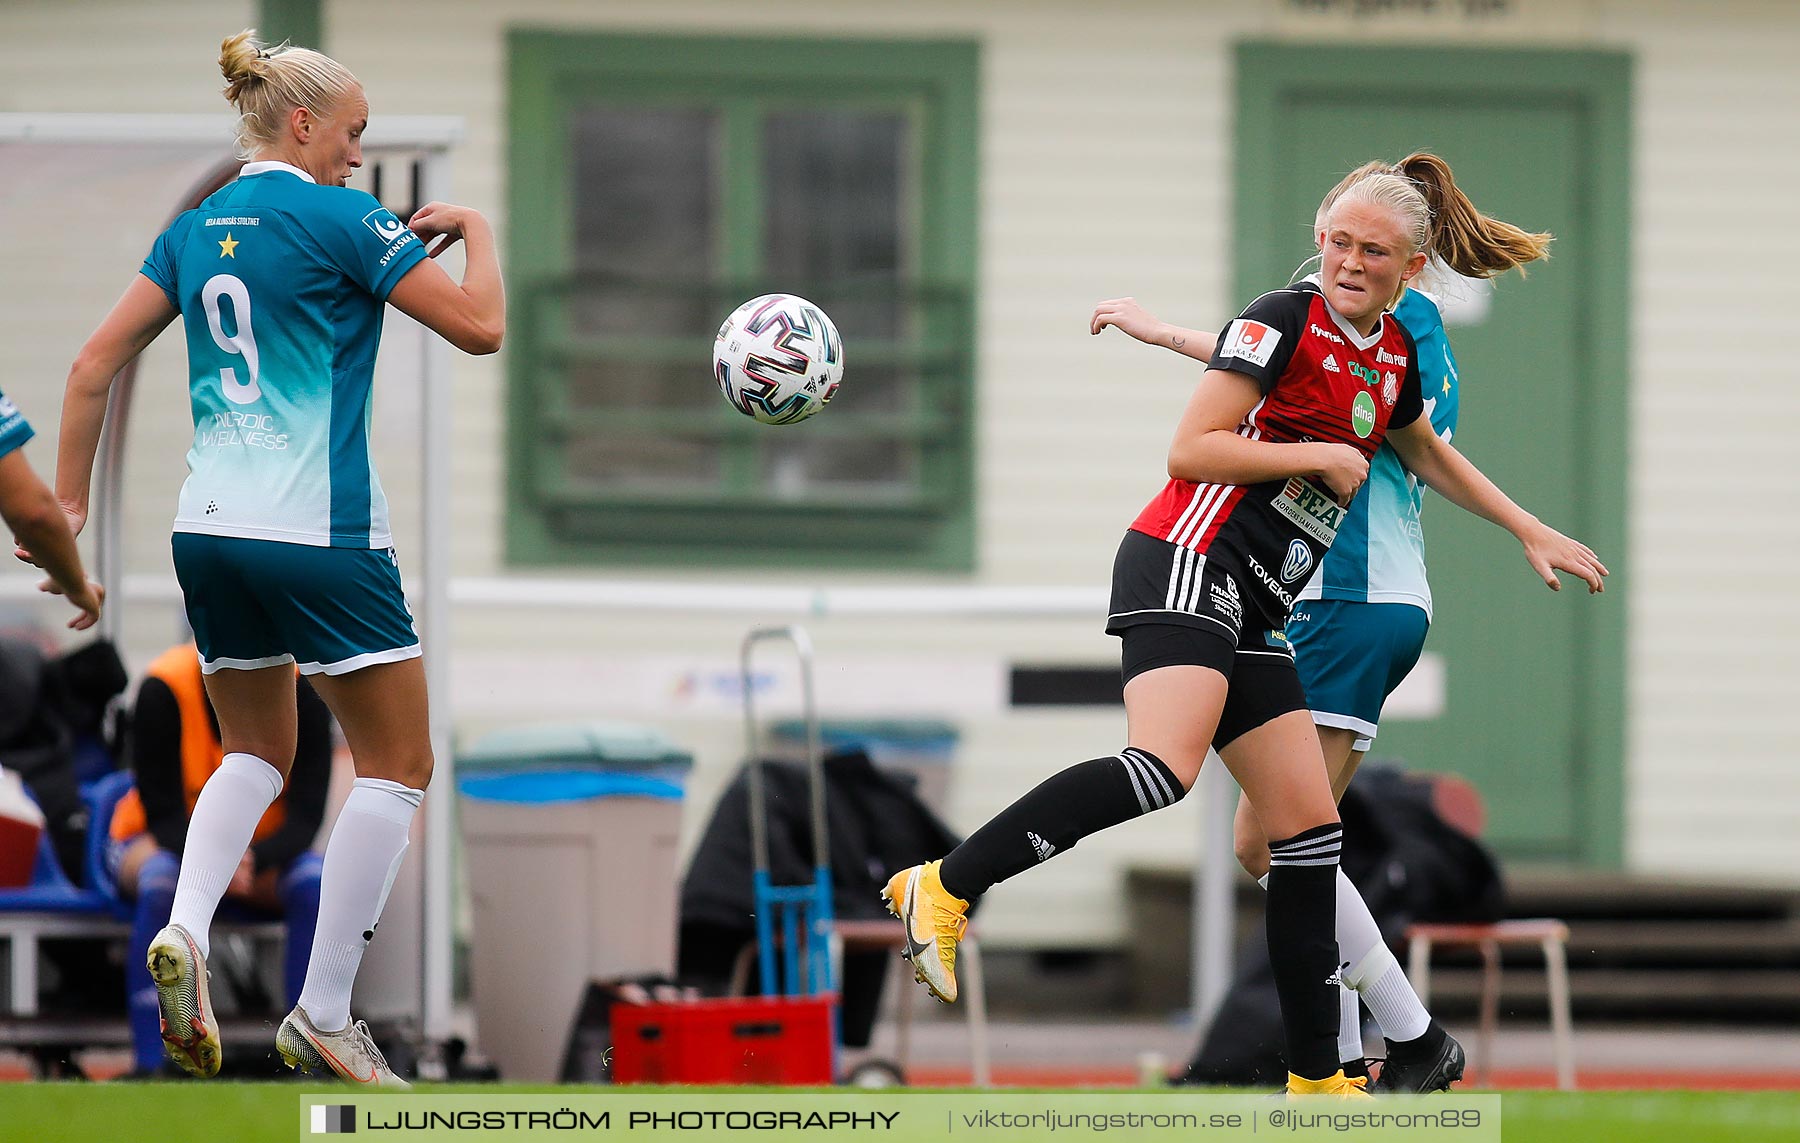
[31,30,503,1086]
[1091,152,1568,1093]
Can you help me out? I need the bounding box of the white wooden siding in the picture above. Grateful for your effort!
[1,0,1794,944]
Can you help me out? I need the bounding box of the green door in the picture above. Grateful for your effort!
[1235,45,1630,864]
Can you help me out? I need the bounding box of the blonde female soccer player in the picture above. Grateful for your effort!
[31,30,503,1085]
[887,168,1603,1097]
[1091,153,1569,1091]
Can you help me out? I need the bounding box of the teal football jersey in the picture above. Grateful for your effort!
[141,161,428,547]
[1297,287,1460,618]
[0,386,34,461]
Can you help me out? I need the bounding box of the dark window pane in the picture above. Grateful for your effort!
[760,435,912,496]
[762,108,917,488]
[565,432,722,490]
[570,106,718,336]
[763,109,906,342]
[562,359,718,414]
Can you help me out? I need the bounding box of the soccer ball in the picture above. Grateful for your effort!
[712,294,844,425]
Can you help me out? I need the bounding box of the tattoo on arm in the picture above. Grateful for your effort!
[1171,333,1186,349]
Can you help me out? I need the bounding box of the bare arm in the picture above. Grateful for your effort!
[1167,368,1369,501]
[1091,297,1217,362]
[0,450,102,629]
[387,202,505,355]
[1388,417,1609,593]
[52,275,179,530]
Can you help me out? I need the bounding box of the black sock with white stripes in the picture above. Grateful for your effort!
[937,748,1184,901]
[1266,822,1345,1081]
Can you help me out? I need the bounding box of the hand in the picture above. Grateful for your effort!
[38,576,104,630]
[1090,297,1167,344]
[14,502,86,566]
[1314,444,1370,506]
[1519,520,1609,594]
[408,201,474,259]
[227,853,256,899]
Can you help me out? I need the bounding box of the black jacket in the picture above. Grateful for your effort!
[680,749,963,933]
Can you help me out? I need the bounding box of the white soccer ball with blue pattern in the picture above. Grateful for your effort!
[712,294,844,425]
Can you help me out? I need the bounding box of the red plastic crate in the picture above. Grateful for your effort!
[610,996,835,1085]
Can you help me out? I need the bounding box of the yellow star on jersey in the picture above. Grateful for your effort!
[1442,377,1451,395]
[218,232,239,258]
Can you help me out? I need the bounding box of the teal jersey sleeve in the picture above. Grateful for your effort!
[294,189,429,301]
[141,210,201,309]
[0,387,35,460]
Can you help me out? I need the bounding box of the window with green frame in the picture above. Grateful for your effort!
[506,31,979,569]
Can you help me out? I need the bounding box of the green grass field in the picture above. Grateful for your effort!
[5,1085,1800,1142]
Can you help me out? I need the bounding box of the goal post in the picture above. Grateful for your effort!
[0,112,462,1054]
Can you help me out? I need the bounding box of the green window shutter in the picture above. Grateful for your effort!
[506,32,979,569]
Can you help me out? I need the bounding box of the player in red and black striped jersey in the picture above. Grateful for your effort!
[885,171,1605,1098]
[1119,278,1424,637]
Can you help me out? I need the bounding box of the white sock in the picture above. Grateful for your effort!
[1335,869,1431,1043]
[1338,984,1364,1065]
[298,777,423,1033]
[167,753,284,960]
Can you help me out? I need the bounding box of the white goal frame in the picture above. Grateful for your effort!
[0,112,463,1051]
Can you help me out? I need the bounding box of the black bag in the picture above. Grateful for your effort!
[678,749,963,1048]
[1178,764,1505,1085]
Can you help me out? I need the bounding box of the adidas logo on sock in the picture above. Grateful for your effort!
[1027,831,1057,862]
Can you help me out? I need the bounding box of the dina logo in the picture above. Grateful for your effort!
[311,1105,356,1134]
[1280,539,1313,583]
[1351,391,1377,439]
[361,209,410,245]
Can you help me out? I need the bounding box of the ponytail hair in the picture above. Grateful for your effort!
[218,29,360,160]
[1395,152,1552,279]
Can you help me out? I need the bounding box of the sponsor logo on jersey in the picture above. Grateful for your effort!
[198,410,289,451]
[1349,361,1380,387]
[1382,370,1399,408]
[203,216,260,227]
[1376,346,1408,367]
[1351,391,1378,438]
[1274,478,1346,545]
[1280,538,1314,583]
[1309,323,1345,345]
[1219,319,1281,369]
[1322,354,1341,373]
[376,232,419,268]
[1264,629,1291,650]
[1208,574,1244,628]
[1244,552,1297,610]
[362,208,411,245]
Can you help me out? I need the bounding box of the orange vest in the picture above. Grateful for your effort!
[109,644,287,843]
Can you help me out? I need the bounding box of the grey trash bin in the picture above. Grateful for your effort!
[457,723,692,1082]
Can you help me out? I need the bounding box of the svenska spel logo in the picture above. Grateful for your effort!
[361,208,409,245]
[1219,319,1281,368]
[310,1104,356,1134]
